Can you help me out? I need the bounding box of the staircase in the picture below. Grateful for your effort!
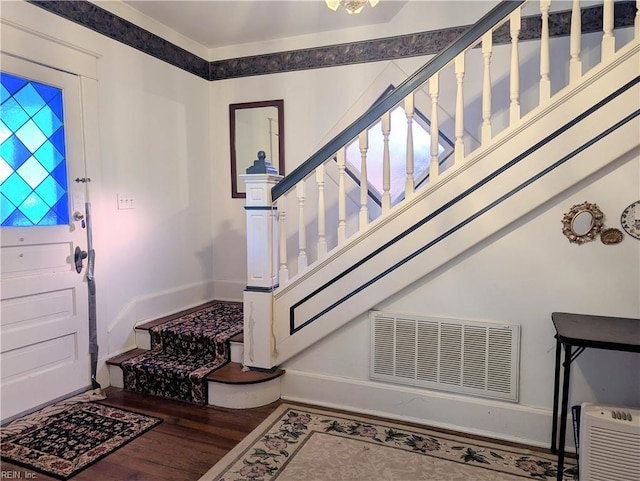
[106,301,284,408]
[242,0,640,370]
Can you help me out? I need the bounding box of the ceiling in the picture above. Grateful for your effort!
[121,1,408,49]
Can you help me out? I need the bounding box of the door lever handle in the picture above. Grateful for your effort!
[74,246,88,273]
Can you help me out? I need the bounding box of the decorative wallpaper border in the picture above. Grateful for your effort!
[28,1,636,81]
[27,0,210,79]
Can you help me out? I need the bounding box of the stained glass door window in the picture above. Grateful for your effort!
[1,72,69,226]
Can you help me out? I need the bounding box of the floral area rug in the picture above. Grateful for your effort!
[1,391,161,480]
[121,302,243,404]
[199,404,578,481]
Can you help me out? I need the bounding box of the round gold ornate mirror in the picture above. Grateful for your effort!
[561,202,604,244]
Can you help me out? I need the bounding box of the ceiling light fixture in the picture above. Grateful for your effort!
[325,0,380,14]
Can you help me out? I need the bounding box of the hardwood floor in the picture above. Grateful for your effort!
[2,387,568,480]
[1,387,282,481]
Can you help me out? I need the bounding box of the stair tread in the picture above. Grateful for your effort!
[136,300,242,331]
[106,348,146,366]
[206,362,284,385]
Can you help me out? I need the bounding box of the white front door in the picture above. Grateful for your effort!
[1,54,91,421]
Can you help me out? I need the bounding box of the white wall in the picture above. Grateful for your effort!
[1,1,214,385]
[281,154,640,446]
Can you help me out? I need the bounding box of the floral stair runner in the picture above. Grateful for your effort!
[121,302,243,405]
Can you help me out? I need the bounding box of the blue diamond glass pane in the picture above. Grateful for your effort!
[48,93,64,122]
[0,121,11,144]
[1,84,10,104]
[1,135,31,170]
[1,73,28,96]
[0,72,68,226]
[49,193,69,225]
[15,119,47,153]
[20,191,49,224]
[14,83,46,117]
[33,105,62,138]
[33,83,59,104]
[0,158,12,184]
[51,162,68,191]
[1,192,16,224]
[1,97,29,132]
[49,127,66,157]
[1,172,32,206]
[17,156,48,189]
[2,208,30,227]
[35,175,65,207]
[38,209,59,226]
[34,140,64,172]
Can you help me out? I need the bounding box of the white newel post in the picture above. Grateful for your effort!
[241,152,283,370]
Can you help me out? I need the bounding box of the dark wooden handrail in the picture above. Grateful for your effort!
[272,0,525,201]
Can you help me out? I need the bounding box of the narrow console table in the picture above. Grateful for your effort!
[550,312,640,481]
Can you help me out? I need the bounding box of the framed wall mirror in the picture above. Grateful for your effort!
[561,201,604,244]
[230,100,285,198]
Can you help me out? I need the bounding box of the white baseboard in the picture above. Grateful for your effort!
[107,281,217,334]
[281,369,574,450]
[107,281,220,358]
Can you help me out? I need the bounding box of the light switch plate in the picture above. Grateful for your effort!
[117,193,135,209]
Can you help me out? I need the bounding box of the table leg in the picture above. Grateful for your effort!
[556,344,572,481]
[551,336,561,454]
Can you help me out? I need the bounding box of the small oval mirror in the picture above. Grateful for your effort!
[571,210,594,236]
[561,202,604,244]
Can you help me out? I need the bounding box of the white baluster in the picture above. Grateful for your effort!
[296,182,307,271]
[540,0,551,103]
[381,111,391,213]
[337,149,347,244]
[429,73,440,181]
[359,130,369,229]
[602,0,615,60]
[278,196,288,284]
[454,54,465,164]
[316,164,327,260]
[404,94,415,198]
[481,31,493,145]
[509,9,521,125]
[570,0,583,82]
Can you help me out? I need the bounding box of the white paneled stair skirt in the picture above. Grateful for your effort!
[370,311,520,402]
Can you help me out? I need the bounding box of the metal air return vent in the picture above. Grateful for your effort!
[370,311,520,402]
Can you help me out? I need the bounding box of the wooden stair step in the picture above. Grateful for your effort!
[206,362,284,385]
[106,348,146,366]
[135,300,243,331]
[106,301,277,408]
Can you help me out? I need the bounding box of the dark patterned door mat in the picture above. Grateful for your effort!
[1,401,161,480]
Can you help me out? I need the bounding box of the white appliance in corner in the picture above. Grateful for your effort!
[579,403,640,481]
